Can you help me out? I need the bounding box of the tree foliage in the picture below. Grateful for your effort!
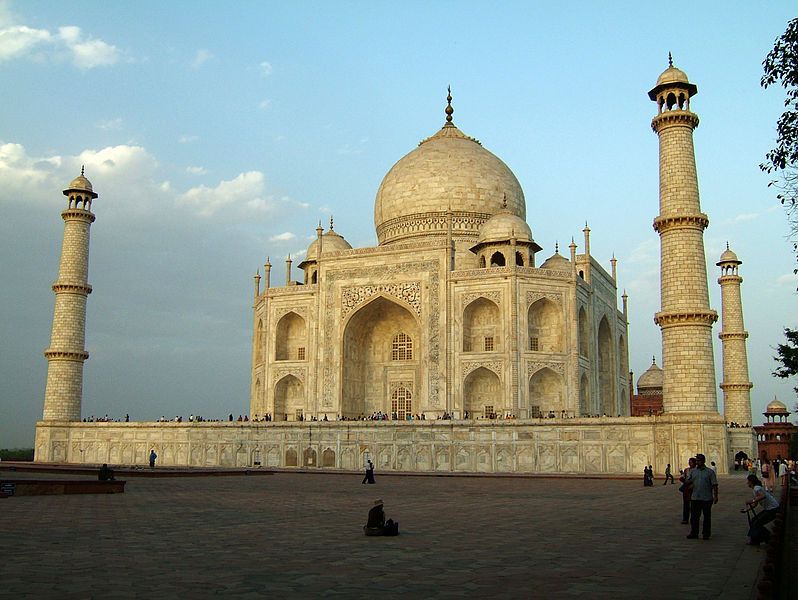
[773,327,798,397]
[761,18,798,261]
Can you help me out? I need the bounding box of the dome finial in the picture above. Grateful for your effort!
[81,164,85,177]
[445,85,454,124]
[555,241,559,253]
[668,52,673,67]
[329,215,334,231]
[726,241,729,250]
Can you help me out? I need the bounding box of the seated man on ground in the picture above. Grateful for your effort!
[98,463,115,481]
[364,499,399,536]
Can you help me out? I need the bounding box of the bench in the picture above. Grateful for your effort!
[0,479,126,496]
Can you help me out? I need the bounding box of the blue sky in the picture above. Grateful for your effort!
[1,1,796,447]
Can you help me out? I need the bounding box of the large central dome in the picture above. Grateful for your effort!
[374,116,526,246]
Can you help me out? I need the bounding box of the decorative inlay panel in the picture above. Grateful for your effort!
[341,281,421,318]
[527,361,566,378]
[272,367,306,384]
[461,360,504,379]
[526,291,562,307]
[274,306,308,321]
[462,291,501,308]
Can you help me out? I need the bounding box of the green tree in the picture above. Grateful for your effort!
[773,327,798,397]
[761,18,798,262]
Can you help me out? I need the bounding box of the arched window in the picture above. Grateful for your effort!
[528,298,563,353]
[463,298,500,353]
[479,255,486,268]
[391,387,412,420]
[666,92,677,110]
[490,251,506,267]
[391,333,413,361]
[275,312,307,361]
[515,251,525,266]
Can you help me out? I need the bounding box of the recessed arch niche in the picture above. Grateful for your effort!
[341,296,419,418]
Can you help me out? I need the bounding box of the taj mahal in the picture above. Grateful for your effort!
[34,59,757,474]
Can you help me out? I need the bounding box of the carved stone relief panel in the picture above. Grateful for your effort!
[526,361,565,378]
[461,360,504,379]
[462,290,501,308]
[274,305,309,321]
[341,281,422,319]
[272,367,307,384]
[526,290,563,307]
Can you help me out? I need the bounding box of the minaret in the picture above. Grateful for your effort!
[717,244,753,427]
[42,168,96,421]
[649,56,718,413]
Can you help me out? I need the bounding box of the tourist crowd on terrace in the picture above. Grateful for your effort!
[84,410,634,424]
[83,414,129,422]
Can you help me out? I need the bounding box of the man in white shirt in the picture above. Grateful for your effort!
[685,453,719,540]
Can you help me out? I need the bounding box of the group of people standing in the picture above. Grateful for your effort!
[675,453,782,545]
[678,454,719,539]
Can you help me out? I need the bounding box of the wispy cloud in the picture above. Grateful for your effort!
[191,48,213,69]
[0,22,119,68]
[259,61,272,76]
[336,138,369,155]
[186,166,207,175]
[269,231,295,242]
[95,117,123,131]
[178,134,199,144]
[720,212,760,226]
[776,272,798,285]
[258,99,272,111]
[177,171,275,217]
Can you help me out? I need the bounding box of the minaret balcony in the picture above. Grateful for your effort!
[653,213,709,233]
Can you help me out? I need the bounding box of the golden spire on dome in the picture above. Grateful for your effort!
[668,52,673,67]
[81,165,85,176]
[445,86,454,125]
[329,215,334,231]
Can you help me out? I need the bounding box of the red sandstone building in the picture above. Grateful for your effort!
[630,358,664,417]
[753,398,795,461]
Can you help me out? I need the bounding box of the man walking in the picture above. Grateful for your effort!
[663,463,675,485]
[685,453,718,540]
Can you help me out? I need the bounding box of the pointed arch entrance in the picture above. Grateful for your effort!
[463,297,500,353]
[598,317,615,416]
[579,372,590,416]
[342,296,419,418]
[275,312,307,361]
[274,375,304,421]
[528,298,563,353]
[463,367,501,418]
[529,367,564,417]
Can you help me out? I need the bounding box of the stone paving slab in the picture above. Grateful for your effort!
[0,470,766,599]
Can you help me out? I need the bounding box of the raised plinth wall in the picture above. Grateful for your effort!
[35,416,730,475]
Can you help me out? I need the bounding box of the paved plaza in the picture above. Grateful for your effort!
[0,469,767,599]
